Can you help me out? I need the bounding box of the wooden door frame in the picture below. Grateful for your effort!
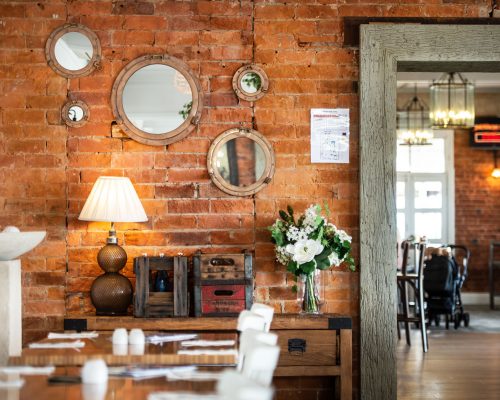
[359,24,500,399]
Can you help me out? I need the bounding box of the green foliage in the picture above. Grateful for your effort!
[268,203,356,281]
[179,101,192,120]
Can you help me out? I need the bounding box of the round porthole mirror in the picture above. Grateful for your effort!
[208,128,275,196]
[61,100,89,127]
[45,24,101,78]
[111,55,204,146]
[232,64,269,102]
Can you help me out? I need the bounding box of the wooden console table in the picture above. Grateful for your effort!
[63,314,352,400]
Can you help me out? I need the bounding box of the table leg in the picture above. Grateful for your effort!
[340,329,352,400]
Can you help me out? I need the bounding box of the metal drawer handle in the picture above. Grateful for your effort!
[288,338,307,354]
[210,258,235,266]
[213,290,234,296]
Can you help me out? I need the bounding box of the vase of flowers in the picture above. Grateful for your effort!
[269,204,355,314]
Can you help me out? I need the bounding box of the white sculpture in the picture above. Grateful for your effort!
[0,226,46,365]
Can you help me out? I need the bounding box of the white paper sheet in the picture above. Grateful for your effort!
[28,340,85,349]
[0,366,55,375]
[180,340,235,347]
[48,331,98,340]
[177,349,238,357]
[311,108,350,163]
[147,334,198,344]
[108,366,196,381]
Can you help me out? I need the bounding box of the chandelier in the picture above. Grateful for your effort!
[397,85,433,146]
[429,72,475,129]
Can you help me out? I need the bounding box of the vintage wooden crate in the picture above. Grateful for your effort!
[133,256,188,318]
[193,252,253,317]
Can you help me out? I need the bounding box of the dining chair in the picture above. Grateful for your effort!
[397,240,428,352]
[241,343,280,387]
[236,310,266,332]
[250,303,274,332]
[216,370,274,400]
[237,329,278,371]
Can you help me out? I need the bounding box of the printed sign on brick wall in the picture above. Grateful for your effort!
[310,108,350,163]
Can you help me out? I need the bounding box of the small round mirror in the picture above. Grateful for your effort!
[111,55,203,146]
[45,24,101,78]
[208,128,275,196]
[61,100,89,127]
[122,64,193,134]
[232,65,269,102]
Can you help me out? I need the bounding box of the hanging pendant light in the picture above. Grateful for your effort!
[429,72,475,129]
[397,84,433,146]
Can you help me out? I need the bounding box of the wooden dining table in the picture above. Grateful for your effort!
[9,332,238,367]
[0,367,216,400]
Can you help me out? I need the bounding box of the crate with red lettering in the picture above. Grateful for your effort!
[193,251,253,317]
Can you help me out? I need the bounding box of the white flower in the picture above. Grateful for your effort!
[303,204,319,227]
[287,239,324,265]
[337,229,352,243]
[328,252,341,267]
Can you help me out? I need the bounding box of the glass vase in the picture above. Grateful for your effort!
[297,270,324,314]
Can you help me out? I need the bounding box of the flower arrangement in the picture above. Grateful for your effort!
[269,204,355,312]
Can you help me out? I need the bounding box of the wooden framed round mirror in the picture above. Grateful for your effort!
[61,100,89,127]
[45,24,101,78]
[232,64,269,102]
[208,128,275,196]
[111,54,204,146]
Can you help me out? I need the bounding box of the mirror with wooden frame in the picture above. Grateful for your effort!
[232,64,269,102]
[61,100,89,127]
[208,128,275,196]
[45,24,101,78]
[111,54,203,146]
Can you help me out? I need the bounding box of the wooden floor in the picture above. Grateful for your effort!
[397,329,500,399]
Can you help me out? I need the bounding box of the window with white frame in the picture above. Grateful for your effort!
[396,131,455,246]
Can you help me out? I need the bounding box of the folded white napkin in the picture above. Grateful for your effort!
[177,349,238,357]
[165,370,222,382]
[181,340,235,347]
[108,366,196,381]
[48,331,98,340]
[148,393,219,400]
[0,379,25,388]
[28,340,85,349]
[147,334,198,344]
[0,366,55,375]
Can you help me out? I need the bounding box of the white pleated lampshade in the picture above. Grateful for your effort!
[79,176,148,223]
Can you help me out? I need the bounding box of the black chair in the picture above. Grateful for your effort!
[397,240,428,353]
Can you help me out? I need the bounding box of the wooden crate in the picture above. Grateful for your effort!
[193,252,253,317]
[133,256,188,318]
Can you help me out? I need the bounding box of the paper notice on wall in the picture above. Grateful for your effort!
[310,108,350,163]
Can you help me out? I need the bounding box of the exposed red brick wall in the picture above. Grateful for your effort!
[0,1,493,398]
[455,132,500,292]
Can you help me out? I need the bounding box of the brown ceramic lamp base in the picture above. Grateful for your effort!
[91,230,133,316]
[91,272,133,316]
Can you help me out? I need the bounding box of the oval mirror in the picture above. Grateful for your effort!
[45,24,101,78]
[111,55,203,146]
[61,100,89,127]
[232,64,269,102]
[208,128,275,196]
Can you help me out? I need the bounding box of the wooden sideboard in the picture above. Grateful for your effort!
[64,314,352,400]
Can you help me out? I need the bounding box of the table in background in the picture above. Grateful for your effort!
[62,314,353,400]
[1,367,214,400]
[10,333,237,367]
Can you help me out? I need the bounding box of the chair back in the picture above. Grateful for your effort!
[416,242,427,280]
[237,329,278,371]
[216,370,274,400]
[400,240,411,275]
[241,343,280,387]
[237,310,266,332]
[250,303,274,332]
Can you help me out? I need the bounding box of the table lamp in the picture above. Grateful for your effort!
[79,176,148,315]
